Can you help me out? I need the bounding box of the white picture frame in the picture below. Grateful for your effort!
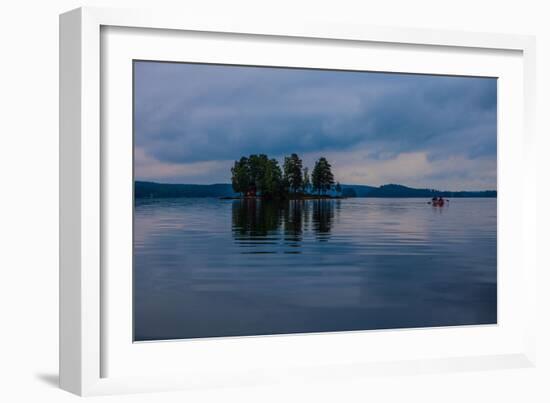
[59,6,537,396]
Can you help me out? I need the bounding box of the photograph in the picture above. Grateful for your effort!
[133,61,497,341]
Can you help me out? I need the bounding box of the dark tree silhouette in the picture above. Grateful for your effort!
[311,157,335,195]
[283,153,303,194]
[231,157,250,196]
[231,153,337,199]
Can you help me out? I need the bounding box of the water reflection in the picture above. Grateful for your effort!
[312,199,338,240]
[134,198,497,341]
[231,199,339,251]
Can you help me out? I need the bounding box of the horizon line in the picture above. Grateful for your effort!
[134,179,497,193]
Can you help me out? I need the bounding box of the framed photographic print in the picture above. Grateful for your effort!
[132,61,499,341]
[60,7,537,396]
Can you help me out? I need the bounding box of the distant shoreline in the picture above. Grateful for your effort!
[135,181,497,199]
[220,195,347,200]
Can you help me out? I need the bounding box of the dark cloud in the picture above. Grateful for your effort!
[134,61,496,188]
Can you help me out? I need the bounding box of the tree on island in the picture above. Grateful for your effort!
[247,154,267,193]
[245,154,283,199]
[230,153,337,199]
[311,157,335,195]
[283,153,303,194]
[231,157,250,197]
[261,158,284,198]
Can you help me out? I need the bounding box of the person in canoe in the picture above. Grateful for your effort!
[429,196,447,207]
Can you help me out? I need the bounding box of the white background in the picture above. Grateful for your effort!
[1,0,548,402]
[103,25,526,380]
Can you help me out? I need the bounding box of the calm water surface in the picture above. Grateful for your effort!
[134,198,496,341]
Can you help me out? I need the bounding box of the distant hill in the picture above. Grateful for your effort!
[359,184,497,198]
[341,184,377,197]
[135,181,496,199]
[135,181,238,198]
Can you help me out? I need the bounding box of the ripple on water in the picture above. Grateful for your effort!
[134,197,497,340]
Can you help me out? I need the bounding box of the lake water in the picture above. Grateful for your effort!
[134,198,497,341]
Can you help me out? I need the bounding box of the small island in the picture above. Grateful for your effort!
[227,153,344,200]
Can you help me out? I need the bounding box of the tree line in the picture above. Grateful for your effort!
[231,153,341,199]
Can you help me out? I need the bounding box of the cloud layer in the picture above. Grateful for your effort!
[134,61,497,190]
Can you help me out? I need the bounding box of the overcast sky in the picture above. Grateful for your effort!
[134,61,497,190]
